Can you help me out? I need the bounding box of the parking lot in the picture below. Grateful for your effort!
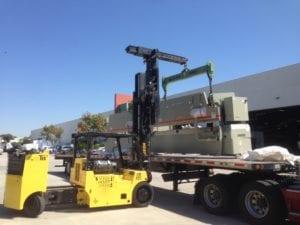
[0,153,263,225]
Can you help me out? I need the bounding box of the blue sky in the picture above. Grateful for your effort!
[0,0,299,137]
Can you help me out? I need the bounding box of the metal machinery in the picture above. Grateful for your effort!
[150,91,251,156]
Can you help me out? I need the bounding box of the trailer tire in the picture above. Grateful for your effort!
[238,180,285,225]
[23,194,45,218]
[198,175,233,215]
[132,182,154,207]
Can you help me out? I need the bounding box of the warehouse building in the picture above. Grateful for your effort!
[31,62,300,153]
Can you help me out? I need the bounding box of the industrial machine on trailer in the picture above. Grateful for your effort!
[54,46,300,225]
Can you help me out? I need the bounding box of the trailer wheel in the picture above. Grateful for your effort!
[238,180,285,225]
[132,182,154,207]
[23,194,45,217]
[198,175,233,215]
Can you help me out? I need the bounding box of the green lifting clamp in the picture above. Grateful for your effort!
[162,61,215,102]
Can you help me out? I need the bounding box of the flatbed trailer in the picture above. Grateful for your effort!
[56,152,295,177]
[150,153,300,225]
[150,153,294,172]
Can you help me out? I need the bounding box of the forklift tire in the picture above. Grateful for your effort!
[238,180,285,225]
[198,175,233,215]
[23,194,45,218]
[132,182,154,207]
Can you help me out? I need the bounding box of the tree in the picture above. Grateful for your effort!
[77,112,107,133]
[0,133,15,143]
[41,125,64,145]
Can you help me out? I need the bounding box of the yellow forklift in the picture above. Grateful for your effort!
[3,133,153,217]
[3,45,188,217]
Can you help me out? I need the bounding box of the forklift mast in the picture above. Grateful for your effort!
[125,45,188,169]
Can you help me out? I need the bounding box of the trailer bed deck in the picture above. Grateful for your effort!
[55,152,297,173]
[150,153,295,173]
